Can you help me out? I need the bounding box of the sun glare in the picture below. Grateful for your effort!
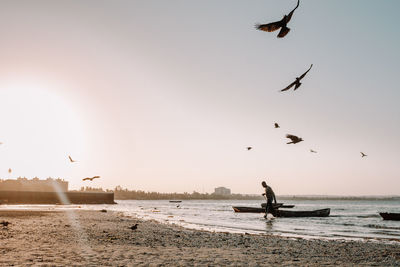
[0,80,88,180]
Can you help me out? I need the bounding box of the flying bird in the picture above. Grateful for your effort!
[281,64,313,92]
[286,134,303,144]
[68,156,77,163]
[247,147,253,150]
[82,176,100,181]
[310,149,317,153]
[129,224,138,231]
[255,0,300,38]
[274,123,280,128]
[360,152,367,157]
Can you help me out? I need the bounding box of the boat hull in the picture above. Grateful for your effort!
[233,206,265,213]
[232,204,295,213]
[379,212,400,221]
[275,208,330,218]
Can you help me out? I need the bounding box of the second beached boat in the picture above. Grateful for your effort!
[379,212,400,221]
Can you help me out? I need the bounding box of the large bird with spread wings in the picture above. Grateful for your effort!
[255,0,300,38]
[82,176,100,181]
[281,64,313,92]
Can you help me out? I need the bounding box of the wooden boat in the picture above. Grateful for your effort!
[275,208,330,218]
[232,203,295,213]
[233,206,265,213]
[379,212,400,221]
[169,200,182,203]
[261,203,295,209]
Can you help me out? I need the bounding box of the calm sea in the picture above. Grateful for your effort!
[3,199,400,242]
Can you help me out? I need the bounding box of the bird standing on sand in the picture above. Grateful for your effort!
[286,134,303,144]
[68,156,77,163]
[247,147,252,151]
[255,0,300,38]
[1,221,10,227]
[360,152,367,157]
[82,176,100,181]
[281,64,313,92]
[274,123,280,128]
[129,224,138,231]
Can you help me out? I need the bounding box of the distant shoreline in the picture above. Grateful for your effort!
[277,196,400,201]
[114,195,400,201]
[2,189,398,203]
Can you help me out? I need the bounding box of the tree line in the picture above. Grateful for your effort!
[73,186,263,200]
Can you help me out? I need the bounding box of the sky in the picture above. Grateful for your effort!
[0,0,399,195]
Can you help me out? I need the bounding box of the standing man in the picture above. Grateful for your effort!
[262,181,277,217]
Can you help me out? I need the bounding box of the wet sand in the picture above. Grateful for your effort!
[0,209,399,266]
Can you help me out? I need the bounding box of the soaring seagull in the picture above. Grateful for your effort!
[286,134,303,144]
[255,0,300,38]
[281,64,313,92]
[274,123,280,128]
[82,176,100,181]
[68,156,77,163]
[360,152,367,157]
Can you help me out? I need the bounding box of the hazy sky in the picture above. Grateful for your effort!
[0,0,399,195]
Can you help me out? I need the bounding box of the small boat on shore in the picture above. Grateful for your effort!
[233,206,265,213]
[169,200,182,203]
[379,212,400,221]
[233,203,295,213]
[275,208,330,218]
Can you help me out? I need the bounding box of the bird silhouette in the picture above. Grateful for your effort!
[310,149,317,153]
[129,224,138,231]
[255,0,300,38]
[82,176,100,181]
[0,221,10,227]
[247,147,252,150]
[286,134,303,144]
[68,156,77,163]
[281,64,313,92]
[360,152,367,157]
[274,123,280,128]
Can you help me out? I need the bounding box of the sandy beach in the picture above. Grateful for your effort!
[0,209,399,266]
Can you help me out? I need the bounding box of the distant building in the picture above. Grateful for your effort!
[214,187,231,196]
[0,177,68,192]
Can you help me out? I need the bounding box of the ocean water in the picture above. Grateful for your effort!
[89,199,400,242]
[3,199,400,242]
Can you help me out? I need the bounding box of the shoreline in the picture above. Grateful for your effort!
[2,201,400,244]
[1,209,399,266]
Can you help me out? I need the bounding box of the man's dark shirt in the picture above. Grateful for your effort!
[265,186,276,203]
